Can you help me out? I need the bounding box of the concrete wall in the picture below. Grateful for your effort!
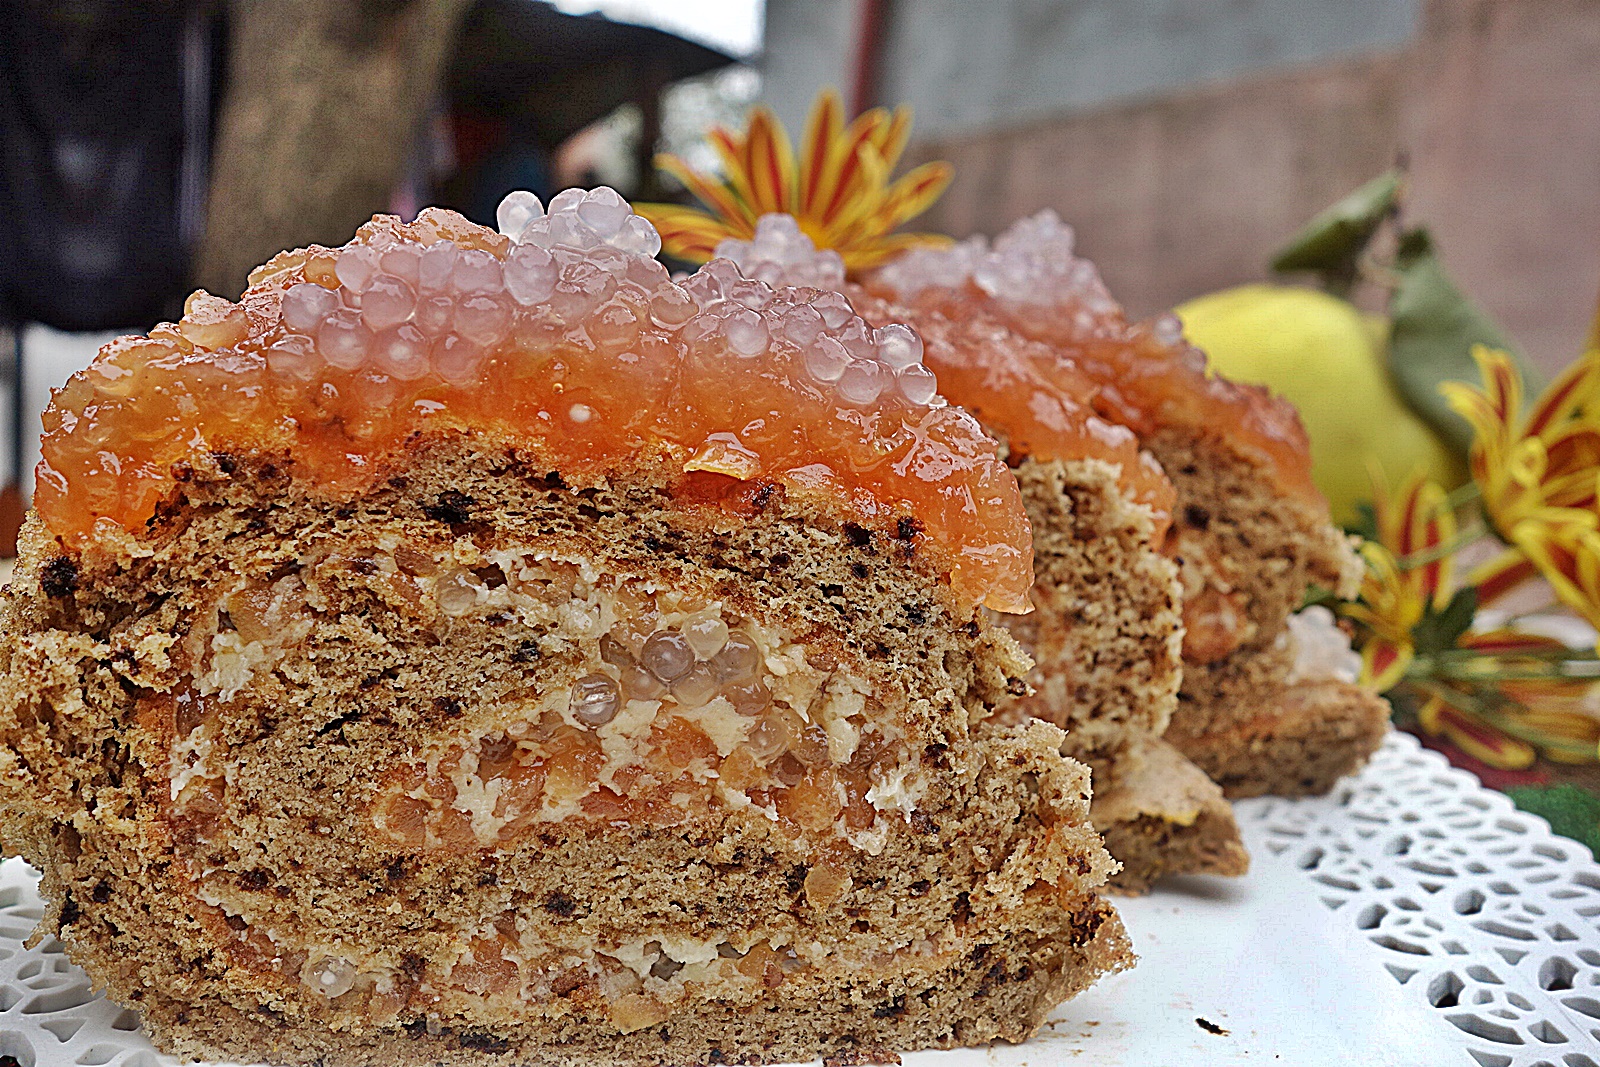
[877,0,1418,139]
[761,0,1600,374]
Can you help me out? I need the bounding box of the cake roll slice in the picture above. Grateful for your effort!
[719,218,1244,893]
[0,190,1129,1066]
[869,213,1385,799]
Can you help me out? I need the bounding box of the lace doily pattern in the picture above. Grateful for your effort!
[0,863,160,1066]
[1239,731,1600,1067]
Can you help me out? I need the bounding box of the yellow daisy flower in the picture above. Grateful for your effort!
[635,89,954,273]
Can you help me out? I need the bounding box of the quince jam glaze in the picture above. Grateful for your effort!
[717,215,1177,531]
[33,188,1032,613]
[869,211,1323,508]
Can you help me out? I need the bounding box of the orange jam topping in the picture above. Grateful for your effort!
[34,189,1032,612]
[870,212,1324,508]
[849,288,1176,528]
[719,215,1174,528]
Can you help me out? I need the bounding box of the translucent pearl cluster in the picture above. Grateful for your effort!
[714,214,846,290]
[872,210,1118,320]
[273,187,671,387]
[1286,606,1362,685]
[680,258,940,407]
[575,620,771,729]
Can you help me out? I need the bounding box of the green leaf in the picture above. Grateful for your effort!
[1271,170,1403,295]
[1411,585,1477,655]
[1388,228,1534,457]
[1345,500,1379,542]
[1506,784,1600,859]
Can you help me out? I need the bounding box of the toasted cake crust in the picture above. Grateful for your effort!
[995,456,1183,762]
[1169,679,1389,799]
[1090,736,1249,895]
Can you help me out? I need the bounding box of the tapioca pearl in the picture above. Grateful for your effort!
[641,630,694,683]
[379,243,422,285]
[318,307,373,370]
[615,214,662,257]
[551,262,616,322]
[683,616,729,659]
[303,955,358,999]
[571,674,622,727]
[723,308,770,357]
[435,567,482,616]
[372,324,431,380]
[873,323,923,370]
[417,241,458,291]
[837,318,876,361]
[837,360,885,405]
[454,292,513,345]
[590,300,642,349]
[576,187,631,238]
[360,273,417,331]
[700,258,745,297]
[725,679,771,716]
[681,270,722,309]
[504,244,557,305]
[414,293,454,337]
[453,248,503,293]
[351,367,401,409]
[622,662,667,700]
[623,253,668,291]
[781,304,823,346]
[266,334,320,381]
[497,189,544,240]
[672,663,719,708]
[680,310,725,348]
[1151,312,1184,346]
[812,290,852,329]
[648,284,696,329]
[803,336,851,383]
[712,632,760,682]
[744,714,788,763]
[282,282,339,333]
[726,279,771,311]
[548,187,586,215]
[335,245,380,293]
[897,363,938,405]
[433,333,486,383]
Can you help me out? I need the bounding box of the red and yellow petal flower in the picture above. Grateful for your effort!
[637,89,953,273]
[1362,638,1412,692]
[1418,696,1538,769]
[1513,513,1600,642]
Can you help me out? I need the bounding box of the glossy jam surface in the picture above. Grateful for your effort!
[722,215,1174,525]
[34,190,1031,612]
[870,211,1323,506]
[849,288,1175,527]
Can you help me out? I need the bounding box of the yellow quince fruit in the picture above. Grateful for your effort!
[1175,283,1466,527]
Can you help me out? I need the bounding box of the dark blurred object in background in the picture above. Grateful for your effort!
[0,0,221,331]
[194,0,476,298]
[0,0,223,555]
[437,0,735,221]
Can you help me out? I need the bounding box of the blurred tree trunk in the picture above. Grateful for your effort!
[195,0,473,297]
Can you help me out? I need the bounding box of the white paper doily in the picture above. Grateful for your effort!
[1235,730,1600,1067]
[1,730,1597,1067]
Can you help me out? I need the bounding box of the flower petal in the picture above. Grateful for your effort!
[1419,696,1538,769]
[632,203,739,262]
[655,153,755,232]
